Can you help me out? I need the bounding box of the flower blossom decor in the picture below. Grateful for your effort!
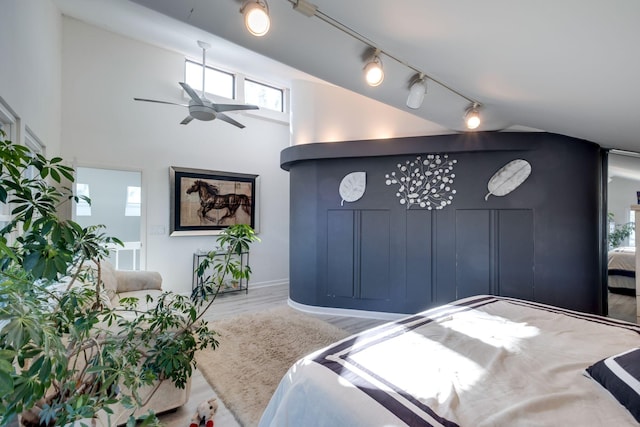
[384,154,458,209]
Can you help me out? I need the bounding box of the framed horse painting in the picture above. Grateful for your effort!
[169,166,259,236]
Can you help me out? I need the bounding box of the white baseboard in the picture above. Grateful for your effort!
[249,278,289,289]
[288,298,408,321]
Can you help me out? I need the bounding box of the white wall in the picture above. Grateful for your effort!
[0,0,62,153]
[290,80,450,145]
[608,175,640,243]
[60,17,290,293]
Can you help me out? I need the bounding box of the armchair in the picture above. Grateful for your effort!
[96,261,192,426]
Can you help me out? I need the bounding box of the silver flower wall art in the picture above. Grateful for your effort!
[385,154,457,210]
[339,171,367,206]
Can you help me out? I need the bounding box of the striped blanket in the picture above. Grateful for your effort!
[260,295,640,426]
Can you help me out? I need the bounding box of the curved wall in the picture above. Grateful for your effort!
[283,132,605,315]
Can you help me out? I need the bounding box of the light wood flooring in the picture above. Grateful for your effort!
[157,285,637,427]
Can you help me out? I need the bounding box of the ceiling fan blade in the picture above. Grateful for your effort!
[134,97,187,107]
[212,103,259,113]
[179,82,204,106]
[216,113,246,129]
[180,115,194,125]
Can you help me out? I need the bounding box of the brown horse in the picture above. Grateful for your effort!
[186,180,251,224]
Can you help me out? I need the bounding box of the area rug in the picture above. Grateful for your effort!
[195,306,349,427]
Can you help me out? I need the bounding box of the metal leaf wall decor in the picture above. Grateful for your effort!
[485,159,531,200]
[385,154,457,210]
[339,171,366,206]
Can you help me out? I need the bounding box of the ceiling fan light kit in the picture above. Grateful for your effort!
[241,0,271,37]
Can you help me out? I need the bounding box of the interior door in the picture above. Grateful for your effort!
[73,167,143,270]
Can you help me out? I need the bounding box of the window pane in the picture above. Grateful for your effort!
[185,60,204,93]
[629,210,636,247]
[76,183,92,217]
[205,67,234,99]
[244,79,283,112]
[125,186,141,217]
[185,60,234,99]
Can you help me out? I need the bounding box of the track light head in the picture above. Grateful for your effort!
[241,0,270,37]
[293,0,318,17]
[363,50,384,87]
[406,73,427,109]
[464,103,481,130]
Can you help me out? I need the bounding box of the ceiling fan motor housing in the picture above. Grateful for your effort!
[188,104,216,121]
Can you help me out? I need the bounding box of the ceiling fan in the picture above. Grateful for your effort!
[134,41,258,129]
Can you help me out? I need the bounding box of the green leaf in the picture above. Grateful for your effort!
[0,371,14,394]
[50,168,61,183]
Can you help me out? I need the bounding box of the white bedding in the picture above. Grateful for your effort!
[260,295,640,426]
[608,247,636,291]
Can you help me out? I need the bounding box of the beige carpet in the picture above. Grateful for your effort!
[195,306,349,427]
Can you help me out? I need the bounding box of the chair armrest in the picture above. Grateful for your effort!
[114,270,162,293]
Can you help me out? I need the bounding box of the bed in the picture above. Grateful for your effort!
[260,295,640,426]
[608,246,636,294]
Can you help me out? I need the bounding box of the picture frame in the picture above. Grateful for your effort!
[169,166,259,236]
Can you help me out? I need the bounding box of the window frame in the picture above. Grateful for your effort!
[0,99,18,231]
[243,77,285,113]
[185,59,236,100]
[183,58,290,125]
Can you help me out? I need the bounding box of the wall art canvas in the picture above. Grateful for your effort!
[170,166,259,236]
[385,154,457,210]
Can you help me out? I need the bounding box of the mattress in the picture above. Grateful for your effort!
[608,246,636,293]
[260,295,640,426]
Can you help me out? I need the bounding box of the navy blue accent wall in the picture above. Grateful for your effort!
[282,132,605,315]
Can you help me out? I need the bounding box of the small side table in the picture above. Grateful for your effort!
[192,251,249,295]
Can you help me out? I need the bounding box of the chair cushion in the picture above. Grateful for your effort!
[99,260,118,302]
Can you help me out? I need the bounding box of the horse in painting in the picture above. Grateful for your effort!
[186,180,251,224]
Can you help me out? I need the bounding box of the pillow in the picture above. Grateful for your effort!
[99,260,118,301]
[586,347,640,422]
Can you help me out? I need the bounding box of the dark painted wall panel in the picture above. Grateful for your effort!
[406,210,432,303]
[326,210,354,298]
[284,132,604,315]
[456,210,492,298]
[498,210,534,300]
[360,210,391,300]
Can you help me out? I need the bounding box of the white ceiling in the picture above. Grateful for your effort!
[54,0,640,152]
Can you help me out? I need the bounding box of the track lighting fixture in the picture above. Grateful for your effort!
[293,0,317,17]
[285,0,483,127]
[406,73,427,109]
[464,103,481,130]
[363,50,384,87]
[241,0,270,37]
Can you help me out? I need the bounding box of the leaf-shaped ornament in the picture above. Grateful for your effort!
[339,172,366,206]
[485,159,531,200]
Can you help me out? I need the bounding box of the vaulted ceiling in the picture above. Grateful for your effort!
[55,0,640,151]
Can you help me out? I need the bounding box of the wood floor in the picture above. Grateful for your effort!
[157,285,636,427]
[608,290,636,323]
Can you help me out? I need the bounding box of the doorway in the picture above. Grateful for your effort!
[607,151,640,322]
[73,167,143,270]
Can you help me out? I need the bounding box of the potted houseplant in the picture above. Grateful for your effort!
[608,212,635,249]
[0,130,258,426]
